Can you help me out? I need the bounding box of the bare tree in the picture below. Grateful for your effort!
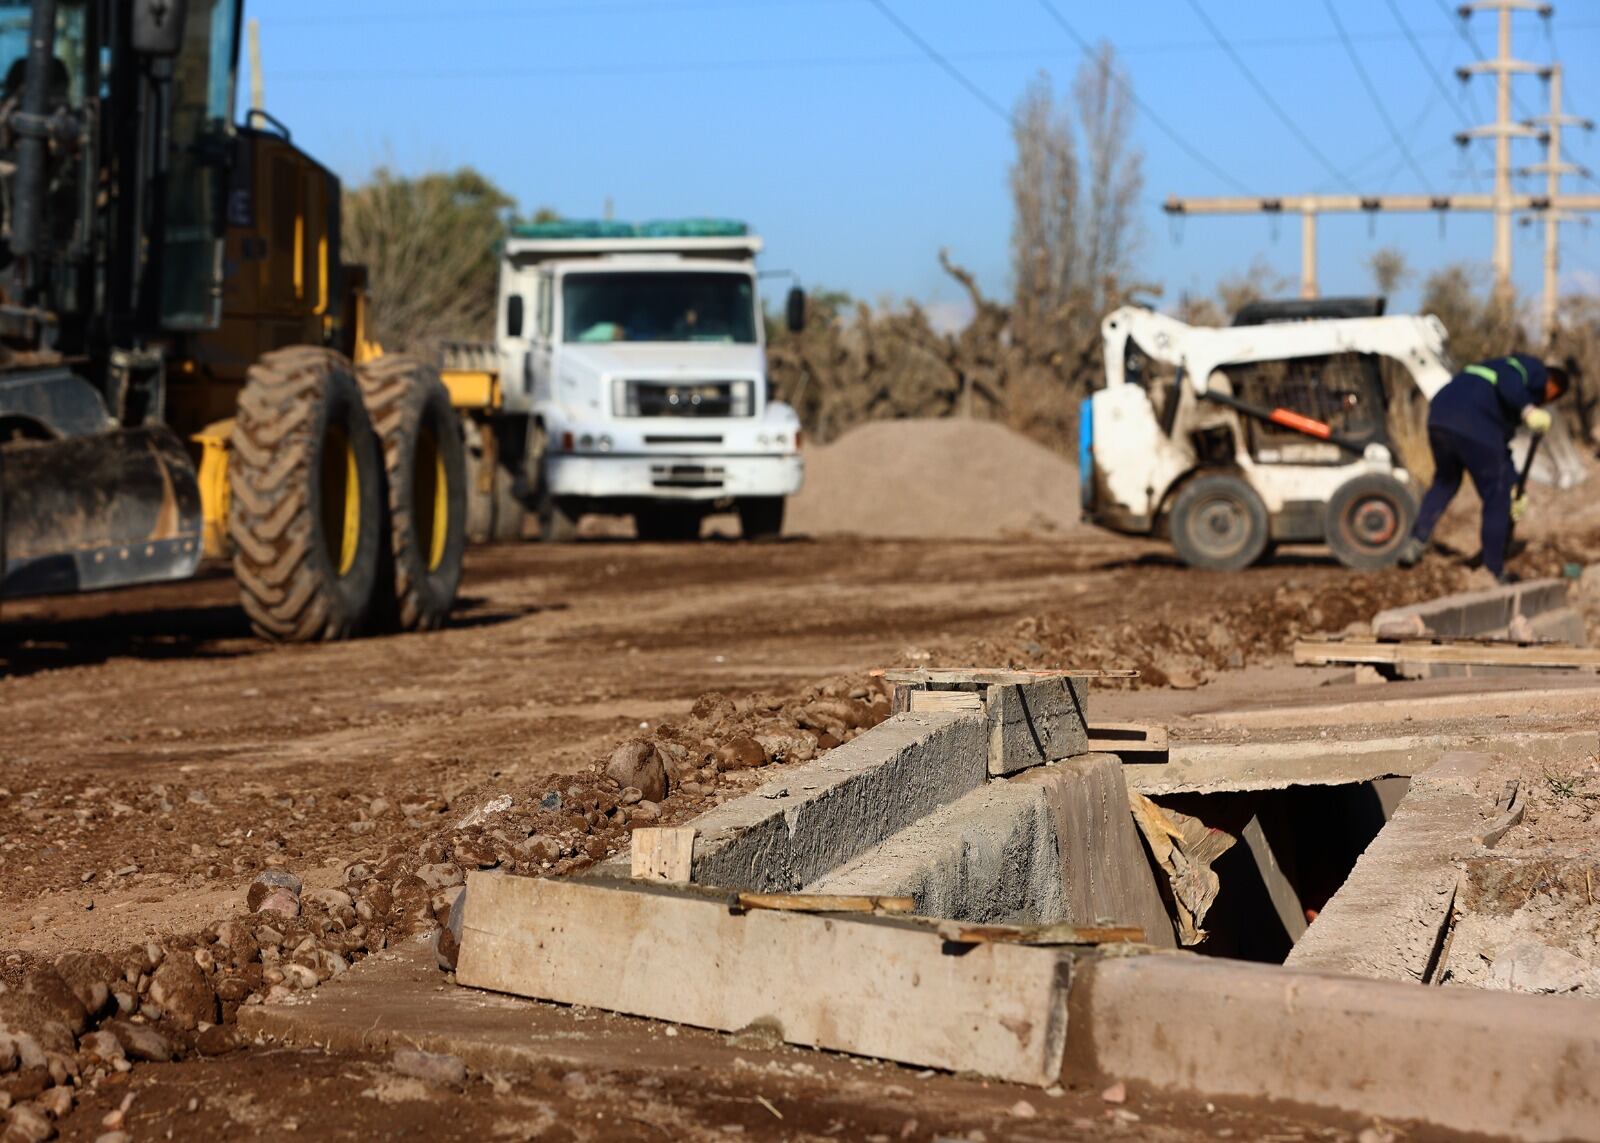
[1365,247,1412,296]
[342,167,514,355]
[1074,44,1144,307]
[1009,72,1079,341]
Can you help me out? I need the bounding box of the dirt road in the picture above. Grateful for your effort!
[0,535,1504,1140]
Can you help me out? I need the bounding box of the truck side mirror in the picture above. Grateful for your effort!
[507,294,524,338]
[132,0,189,56]
[785,286,806,334]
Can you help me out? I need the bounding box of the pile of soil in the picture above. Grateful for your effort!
[787,418,1084,539]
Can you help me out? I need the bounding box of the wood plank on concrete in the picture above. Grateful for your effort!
[631,828,695,882]
[1194,681,1600,730]
[455,873,1071,1085]
[1294,638,1600,670]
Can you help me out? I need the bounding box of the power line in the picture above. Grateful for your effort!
[1322,0,1431,191]
[1384,0,1482,190]
[1181,0,1353,190]
[1031,0,1251,193]
[862,0,1014,126]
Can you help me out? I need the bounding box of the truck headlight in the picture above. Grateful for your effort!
[612,379,641,417]
[730,380,753,418]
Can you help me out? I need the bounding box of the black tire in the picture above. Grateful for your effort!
[358,355,468,631]
[1169,472,1270,571]
[229,348,385,641]
[1324,473,1417,570]
[737,496,785,540]
[634,507,703,542]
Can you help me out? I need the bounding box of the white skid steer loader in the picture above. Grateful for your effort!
[1080,298,1453,570]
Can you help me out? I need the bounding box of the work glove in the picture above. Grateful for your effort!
[1523,406,1552,435]
[1511,493,1529,523]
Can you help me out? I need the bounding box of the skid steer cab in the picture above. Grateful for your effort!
[1080,298,1453,571]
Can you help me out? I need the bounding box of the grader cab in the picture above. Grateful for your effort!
[0,0,466,639]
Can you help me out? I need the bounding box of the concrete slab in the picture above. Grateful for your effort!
[598,711,988,892]
[1067,952,1600,1143]
[1372,577,1571,639]
[1126,728,1598,794]
[1194,678,1600,730]
[454,873,1072,1085]
[1285,751,1492,982]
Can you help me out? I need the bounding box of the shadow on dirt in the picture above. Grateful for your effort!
[0,602,254,677]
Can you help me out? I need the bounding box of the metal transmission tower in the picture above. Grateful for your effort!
[1164,1,1597,335]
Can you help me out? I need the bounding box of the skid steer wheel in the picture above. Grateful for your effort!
[1325,473,1417,571]
[230,348,384,641]
[357,355,469,631]
[1170,472,1270,572]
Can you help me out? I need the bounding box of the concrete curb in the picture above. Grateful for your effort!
[1066,952,1600,1143]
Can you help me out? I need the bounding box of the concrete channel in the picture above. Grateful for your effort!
[246,583,1600,1142]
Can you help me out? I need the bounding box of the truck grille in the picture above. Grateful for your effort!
[619,379,751,418]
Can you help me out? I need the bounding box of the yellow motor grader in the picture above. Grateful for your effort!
[0,0,466,640]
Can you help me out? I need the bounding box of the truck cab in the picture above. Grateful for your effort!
[495,220,803,541]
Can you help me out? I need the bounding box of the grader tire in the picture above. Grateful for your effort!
[357,355,468,631]
[229,348,384,641]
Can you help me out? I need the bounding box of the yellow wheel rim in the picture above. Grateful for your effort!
[320,424,361,577]
[414,422,449,572]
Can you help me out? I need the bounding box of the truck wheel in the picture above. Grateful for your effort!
[461,417,496,544]
[358,355,468,631]
[1169,472,1270,572]
[634,507,702,542]
[527,424,575,542]
[1325,473,1416,570]
[230,348,384,641]
[737,497,785,540]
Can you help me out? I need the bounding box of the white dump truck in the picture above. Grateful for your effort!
[1080,297,1456,570]
[441,220,805,541]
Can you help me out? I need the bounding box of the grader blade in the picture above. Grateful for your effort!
[1,426,204,598]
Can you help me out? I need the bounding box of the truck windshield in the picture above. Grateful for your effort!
[562,272,757,344]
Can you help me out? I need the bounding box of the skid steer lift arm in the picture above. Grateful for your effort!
[1197,390,1367,455]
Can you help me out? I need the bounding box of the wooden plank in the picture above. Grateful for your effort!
[456,873,1071,1085]
[908,689,983,713]
[877,667,1137,685]
[736,892,914,915]
[1293,639,1600,670]
[933,920,1144,946]
[1085,722,1168,756]
[631,827,696,883]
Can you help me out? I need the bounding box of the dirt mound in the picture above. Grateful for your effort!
[788,418,1084,539]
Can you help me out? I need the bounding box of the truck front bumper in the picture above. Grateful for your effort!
[546,452,804,501]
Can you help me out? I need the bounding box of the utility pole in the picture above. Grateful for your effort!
[1165,1,1597,316]
[1456,0,1546,296]
[1523,65,1594,340]
[248,18,264,113]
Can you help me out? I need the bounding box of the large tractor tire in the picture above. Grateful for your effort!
[229,348,385,641]
[358,355,469,631]
[1324,473,1417,570]
[1169,471,1270,572]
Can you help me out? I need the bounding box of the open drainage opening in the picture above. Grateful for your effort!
[1147,779,1409,963]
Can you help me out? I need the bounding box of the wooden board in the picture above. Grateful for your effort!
[879,667,1136,685]
[631,828,696,882]
[908,689,984,713]
[1294,639,1600,671]
[736,892,914,915]
[456,873,1071,1085]
[986,676,1090,776]
[1085,722,1169,757]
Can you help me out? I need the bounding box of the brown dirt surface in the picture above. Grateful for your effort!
[0,532,1581,1139]
[786,418,1084,539]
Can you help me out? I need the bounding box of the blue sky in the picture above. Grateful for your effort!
[255,0,1600,320]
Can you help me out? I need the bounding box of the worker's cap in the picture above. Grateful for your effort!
[1543,356,1577,403]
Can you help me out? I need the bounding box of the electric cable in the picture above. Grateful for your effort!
[1323,0,1432,191]
[1180,0,1354,189]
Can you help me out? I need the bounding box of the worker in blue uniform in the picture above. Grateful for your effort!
[1397,354,1570,582]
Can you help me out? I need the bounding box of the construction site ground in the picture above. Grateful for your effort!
[2,532,1597,1141]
